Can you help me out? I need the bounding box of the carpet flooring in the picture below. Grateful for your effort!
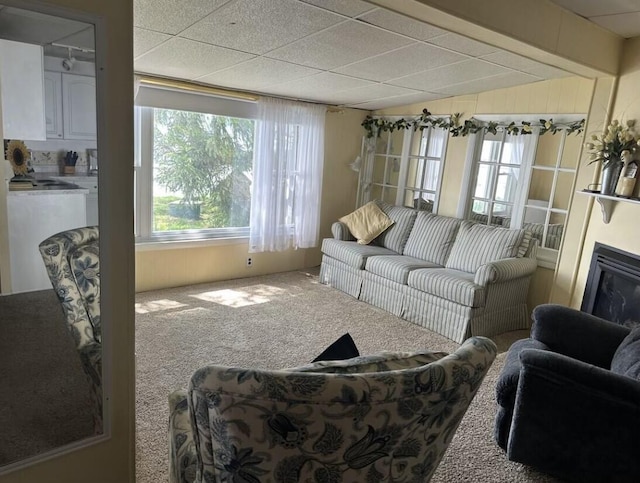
[0,289,94,467]
[135,269,563,483]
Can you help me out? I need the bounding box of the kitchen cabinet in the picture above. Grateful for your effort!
[6,189,87,293]
[44,71,96,140]
[0,39,46,140]
[44,71,64,138]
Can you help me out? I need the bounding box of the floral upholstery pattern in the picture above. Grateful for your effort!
[169,337,497,483]
[39,226,102,434]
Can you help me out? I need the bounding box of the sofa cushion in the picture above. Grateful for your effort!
[339,201,394,245]
[611,327,640,380]
[321,239,396,270]
[445,222,526,273]
[372,201,417,253]
[365,255,441,285]
[407,268,486,307]
[403,212,462,264]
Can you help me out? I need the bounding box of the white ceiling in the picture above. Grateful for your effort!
[133,0,576,110]
[3,1,634,111]
[550,0,640,38]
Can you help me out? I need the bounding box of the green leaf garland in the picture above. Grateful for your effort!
[361,108,585,139]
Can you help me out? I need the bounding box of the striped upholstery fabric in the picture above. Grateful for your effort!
[365,255,441,284]
[516,231,532,257]
[523,222,564,250]
[361,272,406,317]
[474,257,538,286]
[331,221,355,241]
[372,201,417,254]
[446,222,525,273]
[403,212,462,264]
[319,255,364,298]
[407,268,485,308]
[321,239,395,270]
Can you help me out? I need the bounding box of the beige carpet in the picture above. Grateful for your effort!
[135,269,562,482]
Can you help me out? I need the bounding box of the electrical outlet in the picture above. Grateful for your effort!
[246,257,253,267]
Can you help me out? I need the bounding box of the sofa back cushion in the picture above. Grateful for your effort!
[373,201,417,254]
[403,212,462,265]
[445,222,526,273]
[611,327,640,380]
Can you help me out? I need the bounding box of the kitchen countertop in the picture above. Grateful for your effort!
[7,174,90,195]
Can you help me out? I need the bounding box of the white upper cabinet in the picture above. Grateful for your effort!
[0,39,46,140]
[62,73,96,140]
[44,71,64,139]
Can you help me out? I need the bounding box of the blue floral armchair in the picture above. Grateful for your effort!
[169,336,497,483]
[39,226,102,434]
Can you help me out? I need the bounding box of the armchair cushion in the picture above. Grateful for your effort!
[611,327,640,380]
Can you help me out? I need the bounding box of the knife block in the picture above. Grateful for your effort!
[63,166,76,174]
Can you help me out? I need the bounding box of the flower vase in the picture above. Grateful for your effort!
[601,160,623,195]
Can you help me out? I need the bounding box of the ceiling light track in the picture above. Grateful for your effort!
[136,75,259,102]
[50,42,95,53]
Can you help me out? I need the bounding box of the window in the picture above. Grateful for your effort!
[134,87,257,242]
[459,115,584,267]
[358,121,448,212]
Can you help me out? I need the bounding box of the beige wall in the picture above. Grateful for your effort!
[135,108,367,292]
[0,0,135,482]
[565,38,640,307]
[376,76,595,310]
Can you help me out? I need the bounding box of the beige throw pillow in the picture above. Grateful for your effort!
[339,201,394,245]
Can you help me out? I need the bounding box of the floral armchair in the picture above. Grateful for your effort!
[169,336,497,483]
[39,226,102,434]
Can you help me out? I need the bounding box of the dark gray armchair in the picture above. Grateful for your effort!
[495,304,640,482]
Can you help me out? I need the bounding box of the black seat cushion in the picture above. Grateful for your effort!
[611,327,640,380]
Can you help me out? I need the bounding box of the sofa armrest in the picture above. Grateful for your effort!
[168,390,197,483]
[507,349,640,480]
[331,221,355,241]
[474,257,537,286]
[531,304,630,368]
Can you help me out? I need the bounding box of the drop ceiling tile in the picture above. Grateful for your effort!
[358,8,447,40]
[427,33,500,57]
[134,0,228,34]
[134,27,171,58]
[349,91,443,110]
[590,12,640,38]
[480,51,544,71]
[180,0,342,55]
[389,59,510,91]
[263,72,374,99]
[267,20,414,70]
[550,0,639,17]
[300,0,376,17]
[433,72,540,96]
[331,84,421,104]
[334,43,467,82]
[0,7,89,45]
[521,63,573,79]
[135,37,255,80]
[55,27,95,50]
[197,58,321,90]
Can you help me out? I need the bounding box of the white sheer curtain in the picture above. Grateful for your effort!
[249,97,326,253]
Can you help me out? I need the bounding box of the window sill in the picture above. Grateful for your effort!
[135,236,248,251]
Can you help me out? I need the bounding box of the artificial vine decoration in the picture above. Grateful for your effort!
[361,108,585,138]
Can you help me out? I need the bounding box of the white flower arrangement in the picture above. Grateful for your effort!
[585,119,640,168]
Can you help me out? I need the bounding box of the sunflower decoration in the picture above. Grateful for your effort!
[5,139,30,176]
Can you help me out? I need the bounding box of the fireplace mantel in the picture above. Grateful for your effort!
[578,190,640,223]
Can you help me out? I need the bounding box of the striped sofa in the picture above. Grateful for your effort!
[319,202,538,343]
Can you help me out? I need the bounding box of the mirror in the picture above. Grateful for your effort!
[0,4,102,468]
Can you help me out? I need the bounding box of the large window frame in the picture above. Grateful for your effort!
[357,119,449,212]
[458,114,585,268]
[134,86,257,244]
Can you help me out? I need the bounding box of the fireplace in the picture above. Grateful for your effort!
[581,243,640,328]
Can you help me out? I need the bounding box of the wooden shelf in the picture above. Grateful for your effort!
[577,190,640,223]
